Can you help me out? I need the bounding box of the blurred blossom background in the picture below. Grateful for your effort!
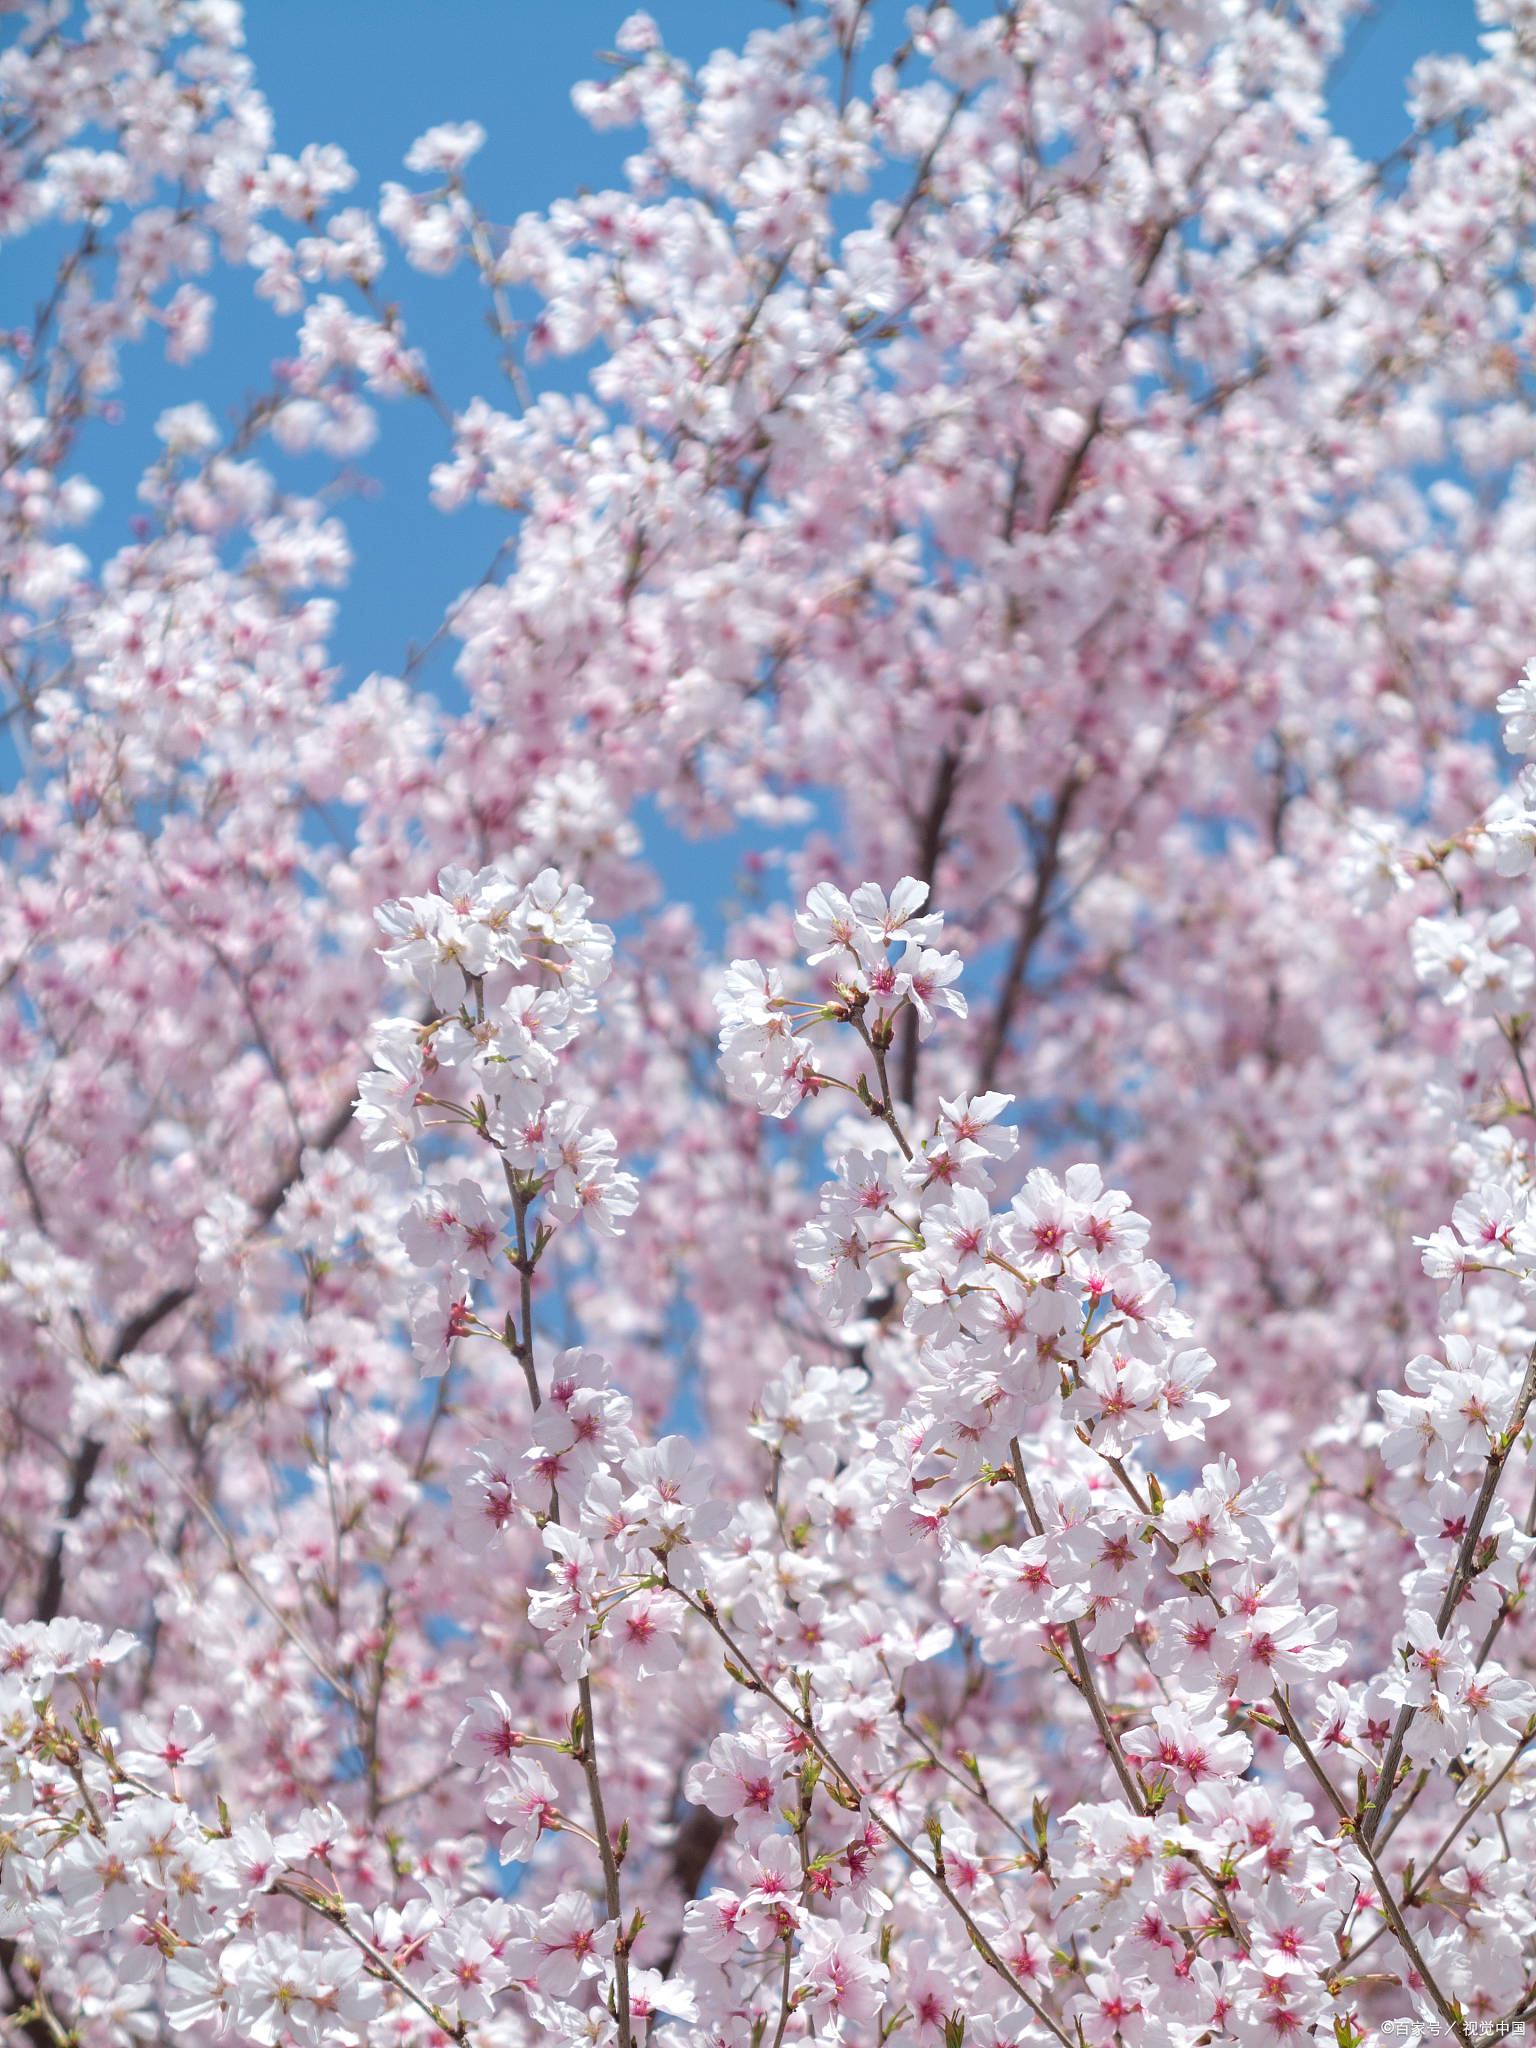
[3,0,1486,927]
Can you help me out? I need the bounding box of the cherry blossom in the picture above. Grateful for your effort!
[9,0,1536,2041]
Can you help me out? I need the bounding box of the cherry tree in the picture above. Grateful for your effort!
[5,0,1536,2042]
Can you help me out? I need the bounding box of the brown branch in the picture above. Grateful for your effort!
[897,746,961,1109]
[34,1090,358,1622]
[887,90,968,241]
[1363,1345,1536,1849]
[0,1942,64,2048]
[669,1801,726,1904]
[655,1796,729,1975]
[675,1584,1074,2047]
[1009,1440,1146,1814]
[974,774,1080,1092]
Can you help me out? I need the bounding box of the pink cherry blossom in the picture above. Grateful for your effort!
[7,4,1536,2044]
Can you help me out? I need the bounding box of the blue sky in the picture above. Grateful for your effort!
[6,0,1486,914]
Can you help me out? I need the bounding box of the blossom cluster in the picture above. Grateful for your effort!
[8,857,1536,2044]
[359,862,637,1369]
[698,882,1536,2047]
